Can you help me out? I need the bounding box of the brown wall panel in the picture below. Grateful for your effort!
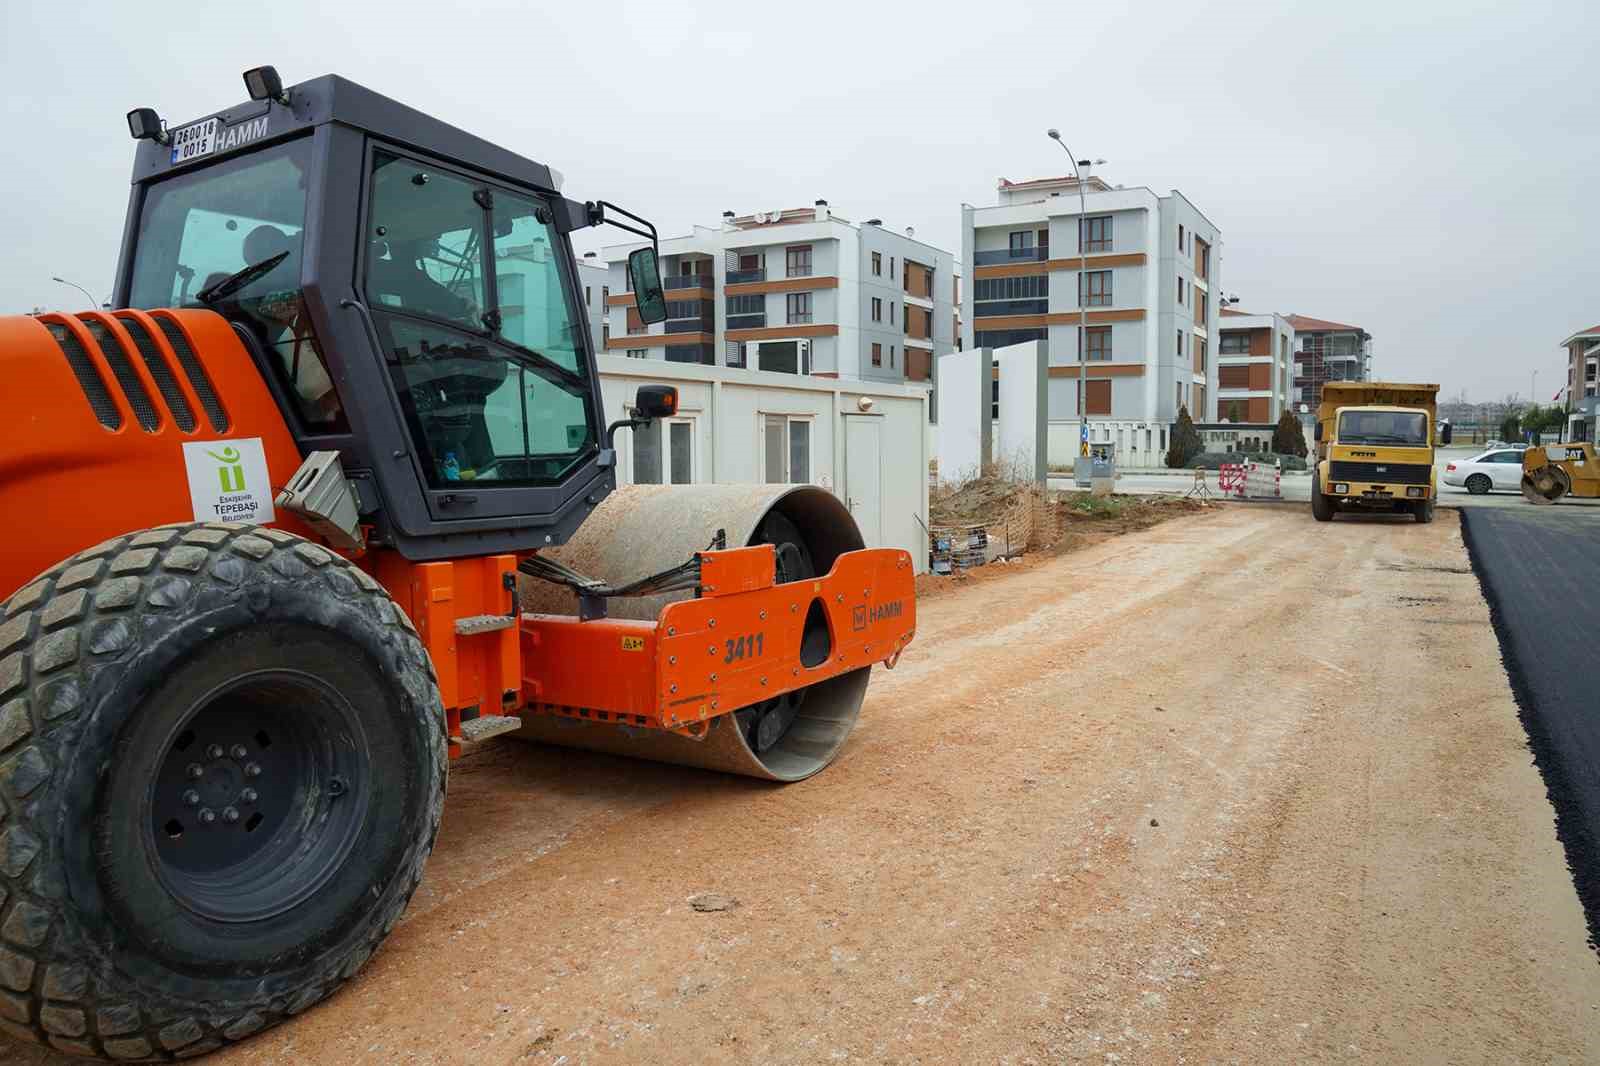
[723,275,840,296]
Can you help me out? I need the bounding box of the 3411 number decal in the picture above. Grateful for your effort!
[723,633,765,664]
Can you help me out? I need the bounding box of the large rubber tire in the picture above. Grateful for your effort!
[1465,473,1492,495]
[0,523,446,1060]
[1311,474,1334,522]
[1413,499,1435,523]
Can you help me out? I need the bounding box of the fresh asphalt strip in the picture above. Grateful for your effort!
[1460,508,1600,952]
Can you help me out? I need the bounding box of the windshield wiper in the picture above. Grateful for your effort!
[196,251,290,305]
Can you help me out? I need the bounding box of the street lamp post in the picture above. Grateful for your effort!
[51,276,106,309]
[1046,131,1105,457]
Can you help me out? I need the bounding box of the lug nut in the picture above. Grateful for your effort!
[222,807,240,824]
[182,789,200,807]
[198,808,217,824]
[186,763,203,780]
[241,788,258,804]
[206,744,224,760]
[244,762,262,778]
[230,744,248,760]
[328,777,347,798]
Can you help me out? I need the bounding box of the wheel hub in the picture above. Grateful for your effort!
[145,671,369,923]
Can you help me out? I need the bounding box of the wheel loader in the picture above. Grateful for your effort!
[0,69,916,1060]
[1520,442,1600,503]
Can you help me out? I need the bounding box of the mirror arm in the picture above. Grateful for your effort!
[588,200,660,257]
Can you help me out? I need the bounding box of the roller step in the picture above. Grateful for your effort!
[458,715,523,743]
[455,614,516,636]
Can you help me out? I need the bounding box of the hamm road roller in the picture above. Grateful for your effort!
[0,68,915,1060]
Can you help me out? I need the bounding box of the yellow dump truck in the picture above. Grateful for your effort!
[1311,381,1451,523]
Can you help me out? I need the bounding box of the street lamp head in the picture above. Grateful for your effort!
[1046,128,1061,140]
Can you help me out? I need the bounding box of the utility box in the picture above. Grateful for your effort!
[1074,442,1117,487]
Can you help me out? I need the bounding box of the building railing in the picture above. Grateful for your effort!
[665,319,713,334]
[663,274,713,291]
[973,247,1048,266]
[726,268,766,285]
[726,313,766,330]
[974,299,1048,317]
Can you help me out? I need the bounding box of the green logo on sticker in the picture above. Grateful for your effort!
[206,446,246,493]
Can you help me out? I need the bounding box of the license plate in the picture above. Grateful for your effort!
[170,118,219,164]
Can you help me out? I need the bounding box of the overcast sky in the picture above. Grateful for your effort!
[3,0,1594,402]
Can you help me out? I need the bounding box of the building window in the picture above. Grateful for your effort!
[1177,276,1185,305]
[890,345,896,368]
[1081,215,1113,253]
[626,307,645,334]
[1178,224,1185,253]
[602,285,609,303]
[726,340,747,368]
[1197,338,1207,372]
[1081,270,1112,307]
[785,245,813,278]
[975,327,1047,348]
[1177,330,1184,357]
[1086,379,1111,416]
[584,285,591,307]
[603,323,610,345]
[1082,325,1111,361]
[632,417,695,485]
[872,297,882,322]
[626,348,647,359]
[872,342,882,366]
[763,415,811,484]
[872,251,882,276]
[787,292,813,324]
[1219,332,1249,354]
[890,302,896,324]
[1008,231,1034,256]
[890,256,895,277]
[973,274,1049,317]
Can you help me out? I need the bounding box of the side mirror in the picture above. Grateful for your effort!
[632,384,678,421]
[628,247,668,325]
[1314,422,1324,442]
[1439,423,1453,445]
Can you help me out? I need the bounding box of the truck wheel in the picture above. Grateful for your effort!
[0,523,445,1060]
[1311,474,1334,522]
[1413,500,1435,523]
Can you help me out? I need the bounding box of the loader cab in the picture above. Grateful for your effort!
[114,72,667,560]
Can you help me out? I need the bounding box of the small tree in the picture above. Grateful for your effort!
[1165,405,1204,468]
[1499,413,1522,442]
[1271,409,1308,458]
[1226,399,1242,423]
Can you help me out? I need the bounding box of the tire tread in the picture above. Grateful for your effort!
[0,524,447,1061]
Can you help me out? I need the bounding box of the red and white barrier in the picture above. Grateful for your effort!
[1218,460,1282,499]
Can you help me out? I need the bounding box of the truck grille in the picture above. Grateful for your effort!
[44,323,122,430]
[40,313,231,434]
[1329,460,1430,486]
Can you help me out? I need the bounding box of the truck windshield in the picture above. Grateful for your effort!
[1338,410,1428,445]
[126,136,347,431]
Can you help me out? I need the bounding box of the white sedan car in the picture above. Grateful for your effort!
[1442,448,1527,494]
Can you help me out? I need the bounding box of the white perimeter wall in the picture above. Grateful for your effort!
[937,348,990,483]
[994,341,1046,483]
[595,355,930,572]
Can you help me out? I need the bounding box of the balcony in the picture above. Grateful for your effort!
[974,299,1048,317]
[726,313,766,330]
[726,268,766,285]
[663,274,713,291]
[666,319,712,334]
[973,247,1047,266]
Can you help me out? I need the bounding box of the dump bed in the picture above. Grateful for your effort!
[1317,381,1439,444]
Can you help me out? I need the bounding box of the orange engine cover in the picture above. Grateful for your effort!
[0,309,309,601]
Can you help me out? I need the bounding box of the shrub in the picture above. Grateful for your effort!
[1164,405,1203,468]
[1271,409,1309,458]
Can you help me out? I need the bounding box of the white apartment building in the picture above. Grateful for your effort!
[575,252,609,353]
[1216,309,1295,423]
[961,173,1222,460]
[600,202,955,386]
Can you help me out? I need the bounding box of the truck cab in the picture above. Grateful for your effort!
[1312,382,1448,523]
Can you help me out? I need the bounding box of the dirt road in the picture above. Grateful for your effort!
[7,506,1596,1065]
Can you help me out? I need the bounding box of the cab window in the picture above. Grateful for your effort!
[364,151,596,489]
[127,136,347,432]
